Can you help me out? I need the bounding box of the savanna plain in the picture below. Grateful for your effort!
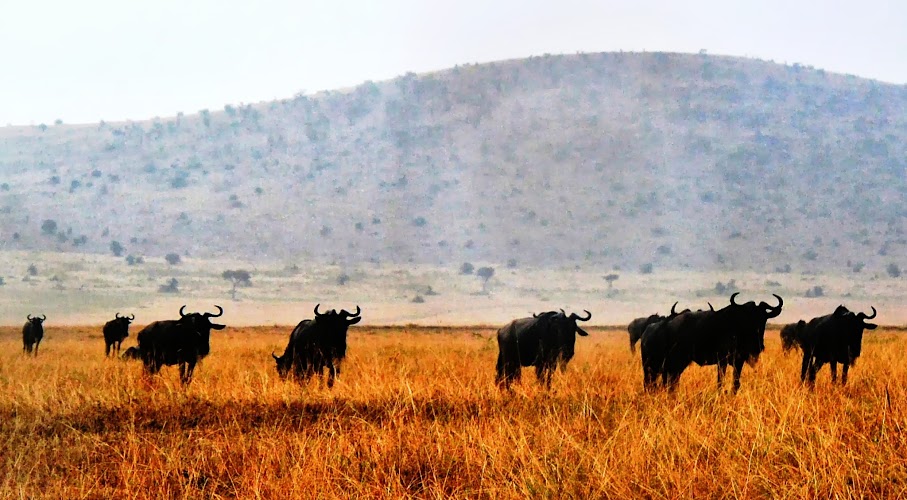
[2,324,906,499]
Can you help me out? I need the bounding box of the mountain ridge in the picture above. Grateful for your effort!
[2,51,906,277]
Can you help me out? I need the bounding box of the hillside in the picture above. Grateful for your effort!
[2,52,906,276]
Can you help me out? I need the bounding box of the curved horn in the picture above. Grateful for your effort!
[39,314,46,321]
[570,310,592,322]
[350,305,361,316]
[560,308,566,315]
[179,305,188,318]
[27,314,33,321]
[769,294,783,311]
[204,305,224,318]
[116,312,122,319]
[314,303,323,317]
[730,292,741,306]
[670,302,679,315]
[271,352,279,361]
[708,302,714,311]
[128,313,135,321]
[858,306,877,321]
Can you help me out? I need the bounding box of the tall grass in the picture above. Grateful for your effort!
[1,325,904,498]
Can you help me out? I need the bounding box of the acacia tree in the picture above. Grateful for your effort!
[223,269,252,300]
[476,266,495,293]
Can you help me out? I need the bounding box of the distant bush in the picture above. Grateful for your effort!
[0,183,8,191]
[170,176,188,189]
[852,262,865,273]
[110,240,124,257]
[412,216,427,227]
[49,176,60,185]
[412,295,425,303]
[41,219,57,235]
[640,263,654,274]
[158,278,179,294]
[165,253,182,265]
[506,259,518,269]
[125,255,145,266]
[714,279,738,294]
[320,226,332,237]
[805,286,824,298]
[887,263,901,278]
[27,264,38,276]
[460,262,474,275]
[774,264,792,273]
[802,249,818,261]
[337,273,350,286]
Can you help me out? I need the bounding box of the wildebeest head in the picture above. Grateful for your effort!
[542,309,591,367]
[780,320,806,353]
[26,314,46,329]
[177,305,226,354]
[111,312,135,329]
[313,303,362,357]
[728,293,783,364]
[833,305,877,363]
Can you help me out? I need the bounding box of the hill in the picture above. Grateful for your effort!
[2,52,906,277]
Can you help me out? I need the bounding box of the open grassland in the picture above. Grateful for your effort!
[1,325,906,498]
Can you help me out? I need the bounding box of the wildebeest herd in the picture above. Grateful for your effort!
[17,294,881,391]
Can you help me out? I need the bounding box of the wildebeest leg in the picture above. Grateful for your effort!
[829,362,837,384]
[535,364,553,389]
[179,361,196,385]
[33,341,39,357]
[799,352,811,383]
[717,362,728,390]
[115,341,121,356]
[806,359,821,387]
[327,364,337,388]
[841,363,849,385]
[105,342,111,357]
[643,365,657,391]
[731,360,744,393]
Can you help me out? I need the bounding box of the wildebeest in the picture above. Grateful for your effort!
[22,314,46,356]
[121,346,142,360]
[641,293,782,392]
[135,305,225,385]
[627,302,703,353]
[780,305,877,386]
[272,304,362,387]
[103,312,134,357]
[495,309,592,390]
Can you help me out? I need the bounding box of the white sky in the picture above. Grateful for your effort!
[1,0,905,125]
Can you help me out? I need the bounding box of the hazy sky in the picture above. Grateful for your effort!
[2,0,905,125]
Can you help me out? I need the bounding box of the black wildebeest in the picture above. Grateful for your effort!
[641,293,782,392]
[103,312,134,357]
[780,305,877,386]
[135,305,225,385]
[495,309,592,390]
[272,304,362,387]
[22,314,46,356]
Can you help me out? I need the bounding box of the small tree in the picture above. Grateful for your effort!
[222,269,252,300]
[477,266,495,293]
[110,240,124,257]
[165,253,182,265]
[27,264,38,276]
[887,263,901,278]
[460,262,474,275]
[604,273,619,289]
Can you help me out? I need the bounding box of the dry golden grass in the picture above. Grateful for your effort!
[1,324,905,498]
